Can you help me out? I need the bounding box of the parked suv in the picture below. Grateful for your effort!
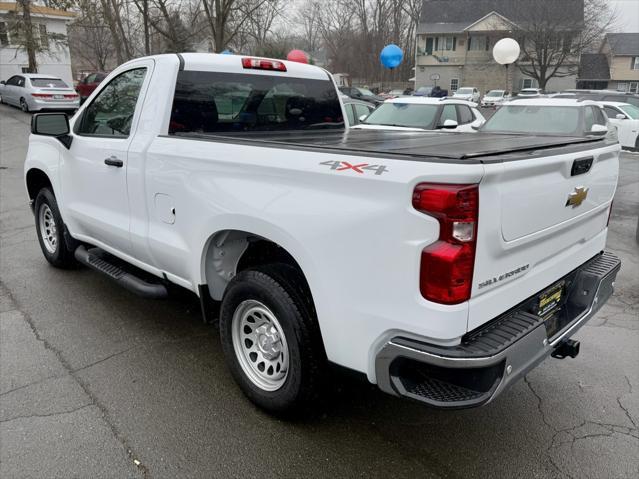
[452,87,480,103]
[338,86,383,105]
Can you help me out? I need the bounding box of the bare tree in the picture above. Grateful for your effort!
[513,0,616,89]
[68,0,115,70]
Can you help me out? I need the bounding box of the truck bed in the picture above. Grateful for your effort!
[172,130,604,163]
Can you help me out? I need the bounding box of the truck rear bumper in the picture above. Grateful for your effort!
[375,252,621,409]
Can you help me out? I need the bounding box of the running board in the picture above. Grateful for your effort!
[74,246,168,299]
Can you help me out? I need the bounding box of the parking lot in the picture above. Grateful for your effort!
[1,103,638,478]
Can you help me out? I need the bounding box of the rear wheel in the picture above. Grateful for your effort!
[34,188,77,268]
[20,97,29,112]
[219,264,326,415]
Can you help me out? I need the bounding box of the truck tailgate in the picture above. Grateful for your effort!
[468,141,620,331]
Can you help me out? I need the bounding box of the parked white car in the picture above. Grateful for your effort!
[452,87,480,102]
[24,53,621,414]
[516,88,544,98]
[481,90,511,107]
[0,73,79,112]
[598,101,639,150]
[351,97,485,133]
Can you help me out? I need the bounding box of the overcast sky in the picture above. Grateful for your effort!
[610,0,639,32]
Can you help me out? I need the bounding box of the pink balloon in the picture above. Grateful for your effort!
[287,50,308,64]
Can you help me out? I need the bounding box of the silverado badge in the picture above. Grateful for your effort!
[565,186,589,208]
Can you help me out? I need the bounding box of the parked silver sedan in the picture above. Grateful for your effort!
[0,73,79,112]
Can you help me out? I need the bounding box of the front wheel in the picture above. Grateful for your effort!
[34,188,77,268]
[219,264,326,415]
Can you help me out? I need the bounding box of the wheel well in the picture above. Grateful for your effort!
[203,230,313,303]
[26,169,53,203]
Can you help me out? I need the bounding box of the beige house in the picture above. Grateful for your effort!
[600,33,639,93]
[415,0,580,94]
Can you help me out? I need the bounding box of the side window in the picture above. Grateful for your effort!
[16,76,25,87]
[77,68,146,137]
[584,106,595,131]
[353,103,371,120]
[457,105,474,124]
[84,73,96,84]
[603,106,620,119]
[344,104,355,126]
[6,75,18,86]
[593,106,607,125]
[438,104,458,125]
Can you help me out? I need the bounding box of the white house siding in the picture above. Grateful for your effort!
[0,15,73,84]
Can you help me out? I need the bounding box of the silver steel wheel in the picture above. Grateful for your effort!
[20,98,28,112]
[38,204,58,254]
[231,299,289,391]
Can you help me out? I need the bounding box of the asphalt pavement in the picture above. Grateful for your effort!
[1,103,638,479]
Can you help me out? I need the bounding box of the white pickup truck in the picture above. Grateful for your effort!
[25,53,621,414]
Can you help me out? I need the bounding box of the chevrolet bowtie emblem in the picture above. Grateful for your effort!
[566,186,589,208]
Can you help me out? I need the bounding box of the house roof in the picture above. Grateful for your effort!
[0,2,75,18]
[578,54,610,80]
[605,33,639,56]
[419,0,583,30]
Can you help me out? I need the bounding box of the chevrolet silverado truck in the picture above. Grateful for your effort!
[24,53,621,414]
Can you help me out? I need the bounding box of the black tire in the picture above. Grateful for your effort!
[34,188,77,268]
[20,97,29,112]
[219,264,326,415]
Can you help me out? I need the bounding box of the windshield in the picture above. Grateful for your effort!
[486,91,503,97]
[356,87,375,96]
[362,103,438,129]
[481,105,581,135]
[31,78,68,88]
[457,88,473,94]
[619,104,639,120]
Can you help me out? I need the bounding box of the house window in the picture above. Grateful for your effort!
[617,82,628,92]
[435,36,456,51]
[630,82,638,94]
[468,36,490,51]
[0,22,8,46]
[521,78,536,89]
[450,78,459,91]
[632,57,639,70]
[38,24,48,48]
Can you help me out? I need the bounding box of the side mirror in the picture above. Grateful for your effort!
[0,80,5,85]
[615,114,627,120]
[31,113,72,149]
[358,114,368,122]
[589,124,608,136]
[470,119,484,130]
[441,119,458,129]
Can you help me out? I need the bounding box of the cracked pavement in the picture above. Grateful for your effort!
[1,103,638,478]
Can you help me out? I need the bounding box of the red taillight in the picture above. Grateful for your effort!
[413,183,479,304]
[64,93,78,99]
[31,93,53,99]
[241,57,287,72]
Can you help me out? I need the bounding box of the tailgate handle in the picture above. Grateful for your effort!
[571,157,593,176]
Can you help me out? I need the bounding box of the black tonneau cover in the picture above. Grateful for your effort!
[174,129,604,163]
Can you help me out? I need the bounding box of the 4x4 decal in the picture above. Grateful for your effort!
[319,160,389,175]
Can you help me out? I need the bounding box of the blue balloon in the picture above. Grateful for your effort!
[380,44,403,69]
[221,49,233,55]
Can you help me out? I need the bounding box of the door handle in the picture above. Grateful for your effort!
[104,156,123,167]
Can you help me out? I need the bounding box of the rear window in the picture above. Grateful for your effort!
[30,78,68,88]
[169,71,343,134]
[481,105,581,135]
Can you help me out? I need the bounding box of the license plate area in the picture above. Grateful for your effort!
[530,279,570,338]
[54,94,64,100]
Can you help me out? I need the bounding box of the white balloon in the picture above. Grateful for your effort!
[493,38,521,65]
